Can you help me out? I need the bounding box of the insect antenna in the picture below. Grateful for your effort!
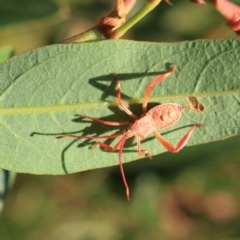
[56,133,123,139]
[118,137,130,201]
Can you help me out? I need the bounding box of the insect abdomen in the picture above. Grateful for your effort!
[147,103,185,130]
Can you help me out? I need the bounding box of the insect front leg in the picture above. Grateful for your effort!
[153,124,203,153]
[114,74,138,119]
[92,136,124,150]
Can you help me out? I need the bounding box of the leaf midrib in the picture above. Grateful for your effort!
[0,88,239,115]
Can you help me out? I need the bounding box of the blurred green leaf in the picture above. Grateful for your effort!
[0,39,239,175]
[0,0,59,26]
[0,0,61,54]
[0,46,14,64]
[0,45,16,213]
[0,169,16,212]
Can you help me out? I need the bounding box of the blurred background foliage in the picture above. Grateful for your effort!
[1,0,240,239]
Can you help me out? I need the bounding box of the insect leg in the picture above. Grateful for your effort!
[142,65,176,114]
[79,114,132,126]
[57,114,131,139]
[137,137,151,159]
[152,124,203,153]
[93,137,130,201]
[57,133,122,139]
[115,74,138,119]
[58,133,130,200]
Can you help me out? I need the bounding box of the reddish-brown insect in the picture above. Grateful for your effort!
[57,65,203,200]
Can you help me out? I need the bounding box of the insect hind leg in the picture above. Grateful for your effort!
[153,124,203,153]
[142,65,176,114]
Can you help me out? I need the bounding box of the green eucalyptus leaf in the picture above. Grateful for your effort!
[0,39,239,174]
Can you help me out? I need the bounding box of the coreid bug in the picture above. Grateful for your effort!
[57,65,203,200]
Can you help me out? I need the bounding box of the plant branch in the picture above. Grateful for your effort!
[110,0,162,39]
[191,0,240,36]
[62,0,163,43]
